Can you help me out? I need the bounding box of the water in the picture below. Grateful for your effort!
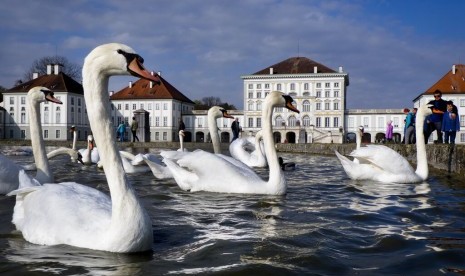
[1,147,465,275]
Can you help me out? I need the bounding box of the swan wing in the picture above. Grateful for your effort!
[11,181,111,248]
[350,145,415,175]
[144,156,173,179]
[172,150,263,193]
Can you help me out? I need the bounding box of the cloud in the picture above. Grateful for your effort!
[1,0,464,109]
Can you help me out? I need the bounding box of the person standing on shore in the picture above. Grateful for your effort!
[425,90,447,143]
[442,101,460,144]
[117,122,126,142]
[131,117,139,142]
[231,118,240,142]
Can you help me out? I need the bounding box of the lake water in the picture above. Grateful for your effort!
[0,146,465,275]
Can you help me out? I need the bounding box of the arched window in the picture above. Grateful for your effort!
[302,115,311,126]
[248,101,254,111]
[288,116,296,127]
[275,115,283,127]
[303,100,311,112]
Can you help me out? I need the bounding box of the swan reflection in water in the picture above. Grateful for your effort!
[5,239,150,276]
[348,181,431,213]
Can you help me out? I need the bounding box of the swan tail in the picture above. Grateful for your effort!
[162,158,197,191]
[7,170,42,231]
[335,151,360,179]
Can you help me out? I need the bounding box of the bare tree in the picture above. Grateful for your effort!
[202,96,222,107]
[21,56,81,82]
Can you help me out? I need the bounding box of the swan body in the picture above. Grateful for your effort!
[163,91,299,195]
[9,43,160,252]
[336,105,432,183]
[150,107,233,179]
[78,135,100,164]
[0,87,62,194]
[229,130,267,167]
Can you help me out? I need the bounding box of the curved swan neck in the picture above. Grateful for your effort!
[179,133,184,151]
[415,109,428,180]
[208,109,221,154]
[356,129,362,149]
[263,96,285,193]
[82,59,140,227]
[28,96,53,183]
[47,147,76,160]
[72,130,77,150]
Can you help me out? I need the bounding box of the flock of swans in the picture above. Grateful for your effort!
[0,43,433,254]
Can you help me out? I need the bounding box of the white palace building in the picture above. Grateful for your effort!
[1,59,464,144]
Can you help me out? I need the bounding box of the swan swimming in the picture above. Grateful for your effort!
[145,107,235,179]
[8,43,161,253]
[162,91,300,195]
[229,130,267,167]
[0,87,63,194]
[335,104,432,183]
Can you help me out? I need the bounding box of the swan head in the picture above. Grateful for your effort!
[76,152,84,164]
[87,134,95,150]
[208,106,234,119]
[357,125,364,134]
[27,86,63,105]
[267,91,300,113]
[179,130,185,137]
[84,43,161,84]
[69,125,76,132]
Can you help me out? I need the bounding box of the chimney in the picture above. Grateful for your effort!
[47,64,53,75]
[338,66,343,73]
[150,71,154,88]
[157,71,162,76]
[129,81,132,88]
[54,64,60,75]
[109,91,114,96]
[452,64,456,74]
[269,67,274,75]
[313,66,318,73]
[32,72,39,79]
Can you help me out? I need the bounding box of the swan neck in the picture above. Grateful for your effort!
[356,130,361,149]
[208,112,221,154]
[29,98,53,183]
[72,130,77,150]
[414,110,428,180]
[179,133,184,151]
[82,61,141,228]
[263,98,285,193]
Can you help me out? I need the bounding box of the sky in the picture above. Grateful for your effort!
[0,0,464,109]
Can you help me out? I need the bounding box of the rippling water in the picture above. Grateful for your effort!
[1,146,465,275]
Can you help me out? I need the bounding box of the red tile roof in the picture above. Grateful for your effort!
[423,64,465,95]
[110,74,194,104]
[253,57,336,75]
[6,72,84,94]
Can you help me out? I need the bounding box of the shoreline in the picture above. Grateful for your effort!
[1,139,463,177]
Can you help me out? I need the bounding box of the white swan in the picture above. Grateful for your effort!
[146,107,234,179]
[78,134,100,165]
[0,87,63,194]
[143,130,189,179]
[335,104,432,183]
[335,125,364,165]
[162,91,300,194]
[8,43,160,252]
[229,130,267,167]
